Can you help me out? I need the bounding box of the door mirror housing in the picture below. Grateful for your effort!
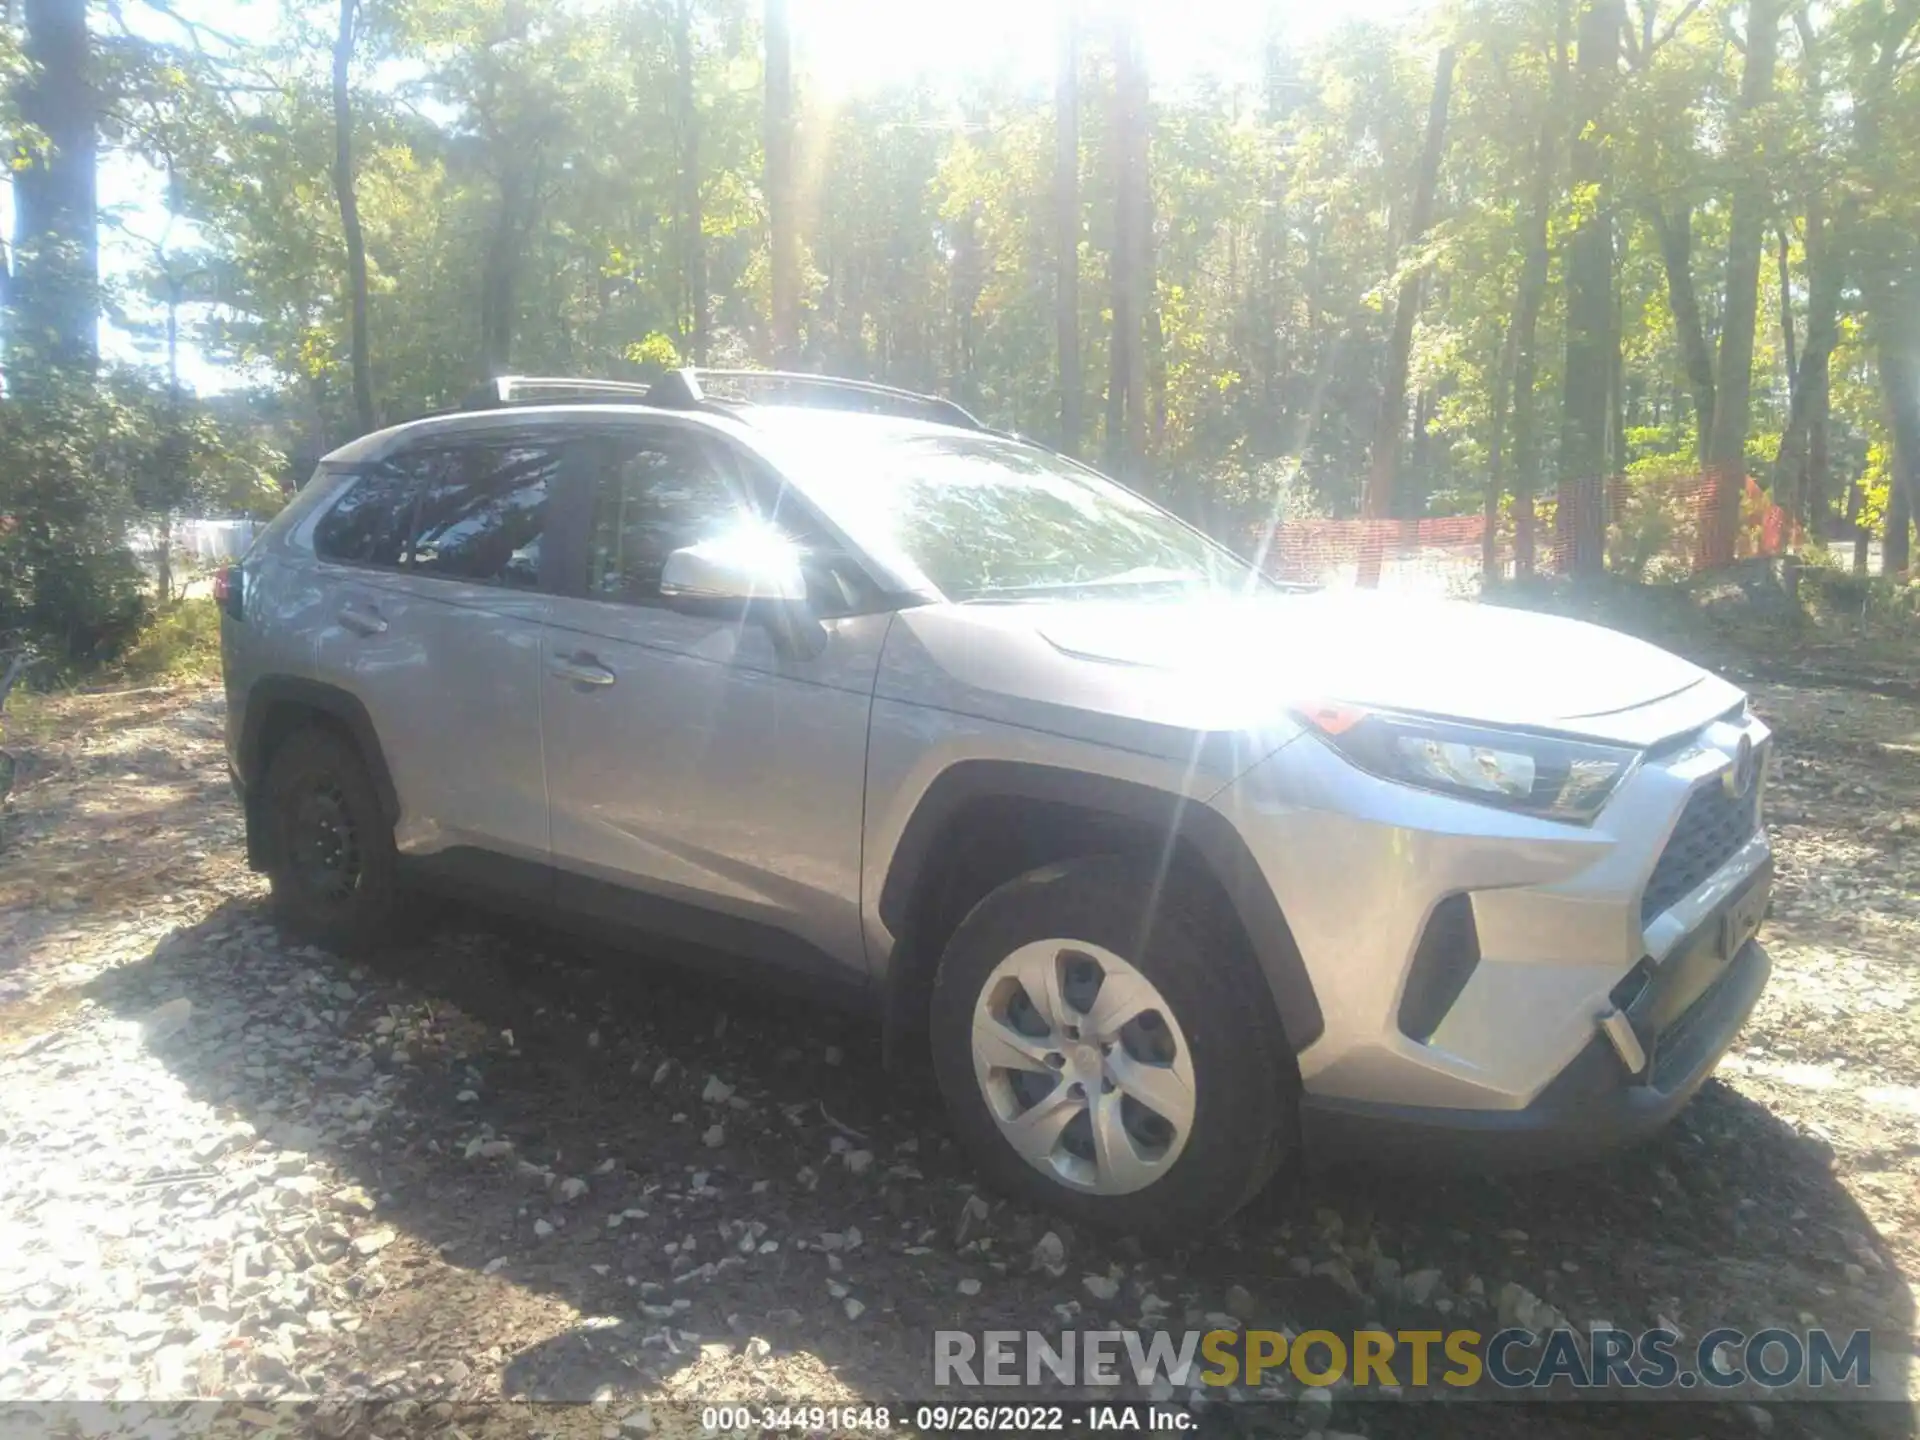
[659,532,809,607]
[659,532,825,658]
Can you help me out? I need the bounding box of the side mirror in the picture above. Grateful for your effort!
[660,535,808,607]
[659,533,826,658]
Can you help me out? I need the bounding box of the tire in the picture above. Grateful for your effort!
[260,724,403,951]
[929,854,1296,1236]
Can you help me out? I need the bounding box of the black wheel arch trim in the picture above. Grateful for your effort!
[238,676,401,867]
[878,759,1324,1057]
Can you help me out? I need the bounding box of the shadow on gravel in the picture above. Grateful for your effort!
[86,896,1913,1438]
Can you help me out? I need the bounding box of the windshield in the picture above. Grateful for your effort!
[799,433,1264,602]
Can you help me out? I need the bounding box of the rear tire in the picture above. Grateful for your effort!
[260,725,402,951]
[929,854,1296,1236]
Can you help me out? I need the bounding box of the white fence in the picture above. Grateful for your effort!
[129,518,264,567]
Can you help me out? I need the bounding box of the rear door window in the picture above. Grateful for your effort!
[312,463,420,568]
[409,441,560,590]
[311,435,562,590]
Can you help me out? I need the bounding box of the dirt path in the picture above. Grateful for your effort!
[0,661,1914,1439]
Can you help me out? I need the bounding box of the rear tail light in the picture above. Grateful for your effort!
[214,563,245,621]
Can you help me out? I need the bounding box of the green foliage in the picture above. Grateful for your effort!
[0,370,287,668]
[626,332,683,370]
[4,0,1920,650]
[115,597,224,681]
[1798,544,1920,621]
[1612,451,1698,582]
[98,0,1919,545]
[0,376,154,665]
[1857,437,1892,533]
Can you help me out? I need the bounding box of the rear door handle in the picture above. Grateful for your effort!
[338,605,387,636]
[548,652,616,687]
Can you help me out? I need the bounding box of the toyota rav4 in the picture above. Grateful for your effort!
[219,369,1773,1234]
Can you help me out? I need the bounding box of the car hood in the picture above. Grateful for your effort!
[1028,589,1731,745]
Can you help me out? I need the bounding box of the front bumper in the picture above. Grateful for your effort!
[1212,686,1774,1145]
[1298,936,1769,1167]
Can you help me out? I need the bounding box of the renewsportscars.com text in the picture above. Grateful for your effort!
[933,1326,1873,1392]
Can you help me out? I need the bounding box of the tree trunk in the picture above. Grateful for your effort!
[1484,319,1519,583]
[1808,363,1831,527]
[1846,470,1868,576]
[949,204,985,407]
[1120,5,1151,477]
[332,0,376,434]
[1105,3,1149,480]
[1608,255,1627,478]
[1881,332,1920,577]
[1702,0,1783,566]
[765,0,800,365]
[10,0,98,378]
[1055,0,1083,454]
[1410,387,1435,501]
[1103,108,1129,474]
[1508,7,1568,579]
[1888,464,1915,579]
[1142,168,1166,451]
[1360,45,1456,556]
[672,0,707,363]
[1774,194,1844,526]
[1777,226,1797,401]
[1787,9,1835,534]
[159,269,183,606]
[1558,0,1623,578]
[1258,35,1296,444]
[480,176,525,379]
[1649,204,1714,466]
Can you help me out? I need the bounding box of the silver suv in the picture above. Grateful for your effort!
[219,370,1774,1233]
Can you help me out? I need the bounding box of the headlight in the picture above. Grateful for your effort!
[1295,703,1640,823]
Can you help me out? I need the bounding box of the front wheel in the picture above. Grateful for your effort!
[929,855,1296,1235]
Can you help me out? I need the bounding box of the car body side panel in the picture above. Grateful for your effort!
[861,603,1270,972]
[221,475,350,779]
[541,599,887,981]
[874,604,1299,781]
[221,560,322,778]
[311,568,551,865]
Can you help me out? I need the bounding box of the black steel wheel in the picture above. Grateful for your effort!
[261,725,401,949]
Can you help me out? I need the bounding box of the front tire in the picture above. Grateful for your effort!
[260,725,402,951]
[929,854,1296,1235]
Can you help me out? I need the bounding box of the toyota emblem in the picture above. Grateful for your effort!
[1724,734,1756,798]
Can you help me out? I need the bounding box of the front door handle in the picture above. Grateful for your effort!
[339,605,387,636]
[548,652,616,687]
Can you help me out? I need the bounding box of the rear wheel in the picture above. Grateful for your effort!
[929,854,1296,1235]
[260,725,402,951]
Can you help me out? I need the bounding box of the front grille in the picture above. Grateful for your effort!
[1640,763,1764,924]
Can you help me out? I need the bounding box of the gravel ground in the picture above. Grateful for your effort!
[0,633,1915,1440]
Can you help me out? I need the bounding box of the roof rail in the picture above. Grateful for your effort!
[461,375,658,410]
[673,368,983,429]
[458,368,984,431]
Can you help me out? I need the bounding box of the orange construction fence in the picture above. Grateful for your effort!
[1252,470,1801,593]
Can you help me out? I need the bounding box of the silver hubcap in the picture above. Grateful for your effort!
[970,939,1196,1195]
